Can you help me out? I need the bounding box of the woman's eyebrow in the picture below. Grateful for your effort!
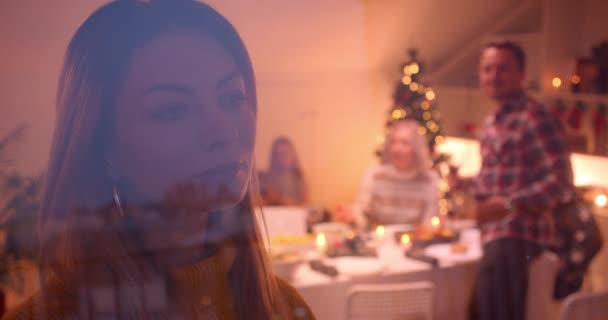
[216,72,243,88]
[141,83,193,96]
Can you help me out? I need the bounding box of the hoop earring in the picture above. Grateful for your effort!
[113,184,125,218]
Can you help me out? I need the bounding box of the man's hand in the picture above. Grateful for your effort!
[332,205,354,225]
[447,165,473,192]
[472,196,511,225]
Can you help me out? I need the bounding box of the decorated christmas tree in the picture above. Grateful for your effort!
[376,49,454,217]
[376,49,445,158]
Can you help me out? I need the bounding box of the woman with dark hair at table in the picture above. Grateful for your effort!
[260,136,309,207]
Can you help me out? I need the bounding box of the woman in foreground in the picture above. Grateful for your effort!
[4,1,314,319]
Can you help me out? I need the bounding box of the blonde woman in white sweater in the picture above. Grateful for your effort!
[348,120,439,230]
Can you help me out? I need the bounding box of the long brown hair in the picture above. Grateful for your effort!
[269,136,304,177]
[40,1,279,318]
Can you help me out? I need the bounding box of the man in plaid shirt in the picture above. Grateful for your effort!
[452,41,576,320]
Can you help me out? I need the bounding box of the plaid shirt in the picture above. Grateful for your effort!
[474,93,576,245]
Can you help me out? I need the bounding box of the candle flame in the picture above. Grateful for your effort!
[316,232,327,248]
[401,234,411,245]
[431,216,440,227]
[376,225,385,237]
[595,194,608,207]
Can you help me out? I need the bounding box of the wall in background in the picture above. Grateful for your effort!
[2,0,608,208]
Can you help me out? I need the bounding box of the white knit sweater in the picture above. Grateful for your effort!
[352,164,439,230]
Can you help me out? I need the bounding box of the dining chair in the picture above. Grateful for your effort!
[559,291,608,320]
[526,251,561,320]
[345,281,434,320]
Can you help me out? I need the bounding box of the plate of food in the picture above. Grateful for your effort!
[269,234,315,253]
[271,251,305,281]
[424,242,482,264]
[269,234,314,280]
[406,226,459,247]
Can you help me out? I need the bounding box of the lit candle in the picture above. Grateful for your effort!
[346,230,355,240]
[316,232,327,253]
[595,194,608,207]
[400,233,412,251]
[430,216,441,232]
[552,77,562,89]
[431,216,440,227]
[375,225,385,240]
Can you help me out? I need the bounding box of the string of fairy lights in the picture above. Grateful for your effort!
[389,60,444,147]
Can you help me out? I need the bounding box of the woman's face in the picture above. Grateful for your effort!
[387,125,416,171]
[106,31,255,250]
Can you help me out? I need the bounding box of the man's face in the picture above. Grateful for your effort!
[479,47,525,100]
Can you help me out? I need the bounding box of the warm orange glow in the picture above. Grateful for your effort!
[410,63,420,74]
[392,109,406,120]
[422,111,432,120]
[403,65,411,75]
[375,225,385,238]
[426,120,437,130]
[435,136,445,144]
[346,231,355,240]
[402,75,412,85]
[571,75,581,84]
[418,127,427,135]
[425,90,436,101]
[400,234,411,245]
[410,83,419,91]
[431,216,440,227]
[421,101,430,110]
[552,77,562,88]
[595,194,608,207]
[316,232,327,248]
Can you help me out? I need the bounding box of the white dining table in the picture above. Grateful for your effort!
[289,243,481,320]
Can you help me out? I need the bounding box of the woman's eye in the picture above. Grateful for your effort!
[149,104,190,121]
[219,92,246,110]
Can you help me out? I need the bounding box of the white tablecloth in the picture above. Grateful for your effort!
[291,247,480,320]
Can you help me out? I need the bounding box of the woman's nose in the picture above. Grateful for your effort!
[197,109,238,152]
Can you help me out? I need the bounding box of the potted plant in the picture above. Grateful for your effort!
[0,125,43,295]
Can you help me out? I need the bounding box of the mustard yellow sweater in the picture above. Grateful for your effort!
[3,246,314,320]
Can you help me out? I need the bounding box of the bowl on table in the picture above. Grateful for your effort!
[271,251,304,281]
[269,236,312,281]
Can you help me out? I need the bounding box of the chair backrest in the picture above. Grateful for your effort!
[256,206,308,237]
[560,291,608,320]
[526,251,561,320]
[345,281,433,320]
